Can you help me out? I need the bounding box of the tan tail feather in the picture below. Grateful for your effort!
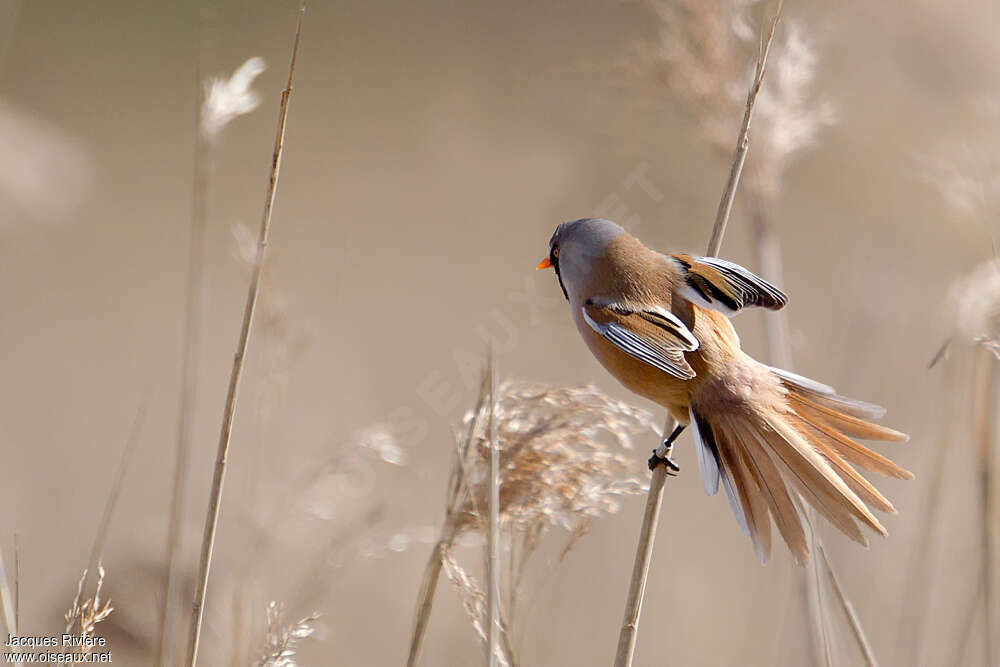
[768,414,886,534]
[791,402,914,480]
[762,443,869,546]
[713,418,771,562]
[789,417,897,514]
[789,393,908,443]
[762,415,886,539]
[740,428,810,564]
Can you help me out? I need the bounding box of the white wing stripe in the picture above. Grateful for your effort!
[583,307,694,379]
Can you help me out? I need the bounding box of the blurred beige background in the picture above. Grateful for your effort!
[0,0,997,664]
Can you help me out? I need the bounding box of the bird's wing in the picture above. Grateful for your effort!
[582,299,698,379]
[670,253,787,315]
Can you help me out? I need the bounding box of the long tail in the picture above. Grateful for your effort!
[689,366,912,565]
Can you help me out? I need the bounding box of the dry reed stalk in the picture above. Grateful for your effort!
[748,204,841,666]
[705,0,782,258]
[406,526,457,667]
[159,29,208,666]
[160,44,269,667]
[13,535,17,636]
[613,5,782,667]
[55,397,146,667]
[162,36,268,664]
[973,347,998,666]
[612,416,673,667]
[486,352,501,667]
[746,85,879,667]
[185,7,305,665]
[747,202,792,368]
[406,371,490,667]
[819,545,878,667]
[0,547,15,645]
[953,582,985,667]
[897,351,959,666]
[989,407,1000,667]
[0,553,14,667]
[949,350,995,666]
[927,259,1000,665]
[640,1,868,661]
[85,395,148,589]
[801,510,832,667]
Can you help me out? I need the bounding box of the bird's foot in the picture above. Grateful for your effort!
[648,449,680,474]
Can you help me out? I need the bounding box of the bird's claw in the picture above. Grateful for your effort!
[648,449,680,474]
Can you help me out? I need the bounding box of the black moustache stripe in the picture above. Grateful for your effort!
[553,257,569,301]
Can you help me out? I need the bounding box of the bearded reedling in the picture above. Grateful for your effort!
[537,217,912,563]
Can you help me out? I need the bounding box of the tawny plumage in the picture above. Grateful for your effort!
[538,218,912,564]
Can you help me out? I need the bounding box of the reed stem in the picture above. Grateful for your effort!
[185,7,305,664]
[613,5,782,665]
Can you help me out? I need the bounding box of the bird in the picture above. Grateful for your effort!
[537,217,912,564]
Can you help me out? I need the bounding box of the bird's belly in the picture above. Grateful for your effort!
[572,308,693,422]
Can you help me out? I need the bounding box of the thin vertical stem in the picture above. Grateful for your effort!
[486,352,501,667]
[0,550,19,667]
[185,6,305,665]
[972,349,997,667]
[159,10,209,661]
[705,0,783,258]
[406,530,455,667]
[86,395,148,589]
[819,546,878,667]
[613,5,782,665]
[0,545,14,640]
[748,202,792,369]
[748,198,836,666]
[613,419,672,667]
[13,534,18,638]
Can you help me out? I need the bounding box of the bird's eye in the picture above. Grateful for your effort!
[552,247,559,259]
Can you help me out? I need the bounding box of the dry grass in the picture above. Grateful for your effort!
[407,369,653,666]
[61,565,113,666]
[254,601,319,667]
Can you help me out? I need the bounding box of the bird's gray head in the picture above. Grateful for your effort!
[538,218,626,301]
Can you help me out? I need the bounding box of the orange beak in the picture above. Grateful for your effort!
[536,257,553,270]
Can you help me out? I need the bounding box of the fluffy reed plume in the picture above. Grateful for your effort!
[62,565,113,666]
[630,0,833,200]
[925,99,1000,251]
[951,260,1000,358]
[255,601,319,667]
[201,57,267,141]
[406,372,654,666]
